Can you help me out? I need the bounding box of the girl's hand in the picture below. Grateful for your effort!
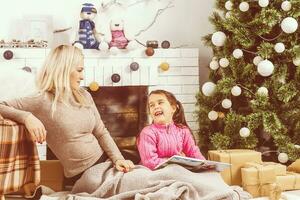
[24,114,47,144]
[178,152,186,157]
[115,159,135,173]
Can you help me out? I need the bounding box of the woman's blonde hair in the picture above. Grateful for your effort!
[36,45,89,115]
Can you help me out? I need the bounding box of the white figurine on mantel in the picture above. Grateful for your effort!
[101,18,138,54]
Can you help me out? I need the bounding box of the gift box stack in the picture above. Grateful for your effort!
[208,149,262,186]
[241,161,300,199]
[208,149,300,200]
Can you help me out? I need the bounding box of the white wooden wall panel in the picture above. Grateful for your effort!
[25,58,44,74]
[95,64,104,86]
[0,59,24,69]
[182,85,200,94]
[131,68,140,85]
[176,95,197,104]
[103,64,113,86]
[122,64,131,86]
[182,103,197,112]
[181,49,199,58]
[140,65,149,86]
[148,65,158,85]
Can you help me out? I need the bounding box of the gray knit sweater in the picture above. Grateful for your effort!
[0,90,124,177]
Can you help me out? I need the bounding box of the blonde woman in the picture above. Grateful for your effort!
[0,45,134,179]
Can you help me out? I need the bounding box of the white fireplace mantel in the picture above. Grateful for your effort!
[0,48,200,160]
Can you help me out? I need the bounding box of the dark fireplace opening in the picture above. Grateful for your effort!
[87,86,148,138]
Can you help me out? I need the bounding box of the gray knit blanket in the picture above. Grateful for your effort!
[66,161,251,200]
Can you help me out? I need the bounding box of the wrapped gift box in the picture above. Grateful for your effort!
[244,162,286,176]
[40,160,64,191]
[287,159,300,173]
[241,163,279,198]
[208,149,262,185]
[276,172,300,191]
[243,183,281,200]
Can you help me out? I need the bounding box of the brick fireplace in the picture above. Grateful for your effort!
[0,48,200,160]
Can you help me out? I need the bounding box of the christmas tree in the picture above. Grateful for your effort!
[197,0,300,163]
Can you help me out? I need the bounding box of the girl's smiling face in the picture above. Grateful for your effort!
[148,93,176,125]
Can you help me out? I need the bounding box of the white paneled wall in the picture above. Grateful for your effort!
[0,48,200,159]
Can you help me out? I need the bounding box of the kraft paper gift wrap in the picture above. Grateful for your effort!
[276,172,300,191]
[208,149,262,185]
[244,162,286,176]
[287,159,300,173]
[241,163,280,198]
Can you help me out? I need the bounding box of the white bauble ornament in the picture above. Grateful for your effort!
[225,12,231,19]
[233,49,243,59]
[202,82,216,96]
[219,58,230,68]
[212,31,226,47]
[239,2,249,12]
[281,17,298,34]
[281,1,292,11]
[221,99,232,109]
[257,87,268,96]
[208,111,218,121]
[209,60,220,70]
[274,43,285,53]
[253,56,263,66]
[278,153,289,163]
[257,59,274,77]
[293,57,300,66]
[258,0,269,7]
[295,144,300,149]
[239,127,250,138]
[225,1,233,10]
[231,86,242,96]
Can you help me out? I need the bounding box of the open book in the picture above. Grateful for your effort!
[154,155,231,172]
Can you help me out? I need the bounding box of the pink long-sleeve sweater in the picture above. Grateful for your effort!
[137,122,206,170]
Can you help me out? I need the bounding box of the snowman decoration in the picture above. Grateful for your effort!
[73,3,107,50]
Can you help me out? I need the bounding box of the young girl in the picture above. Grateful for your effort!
[137,89,206,170]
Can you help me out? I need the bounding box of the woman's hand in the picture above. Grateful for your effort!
[115,159,135,173]
[24,114,47,144]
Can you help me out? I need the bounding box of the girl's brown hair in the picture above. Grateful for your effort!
[148,90,189,128]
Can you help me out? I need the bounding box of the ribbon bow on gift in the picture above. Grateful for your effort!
[242,162,282,200]
[254,164,282,200]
